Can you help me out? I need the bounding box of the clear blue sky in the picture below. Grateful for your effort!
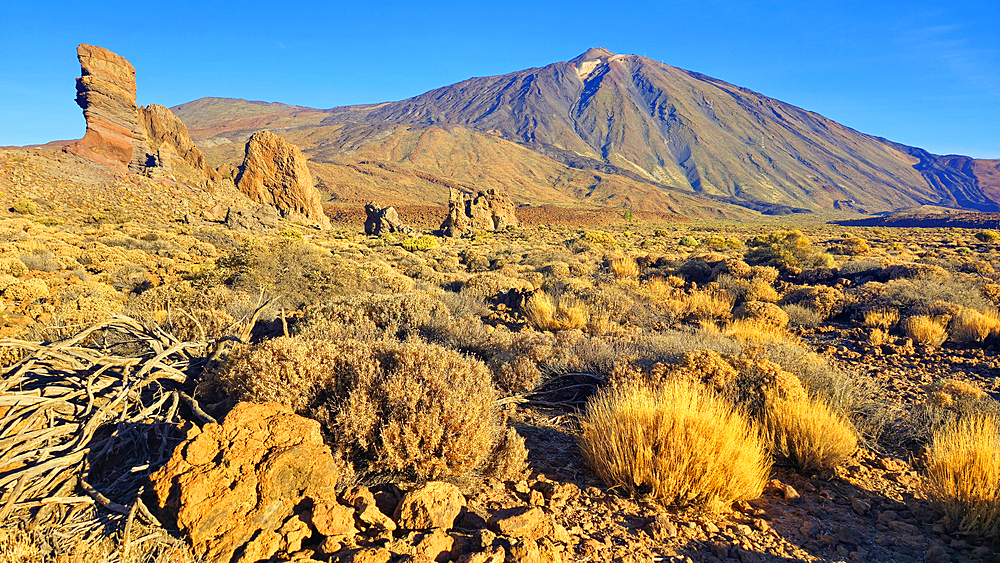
[2,0,997,158]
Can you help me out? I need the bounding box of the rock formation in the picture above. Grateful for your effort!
[235,131,331,230]
[151,402,346,563]
[441,188,519,237]
[364,203,412,236]
[64,44,150,174]
[139,104,218,183]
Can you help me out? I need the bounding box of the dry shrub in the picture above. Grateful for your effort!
[981,283,1000,306]
[733,301,789,329]
[765,396,858,473]
[611,256,640,278]
[924,414,1000,538]
[578,380,770,510]
[780,285,845,320]
[2,278,49,302]
[904,315,949,347]
[661,289,733,323]
[828,235,871,256]
[297,291,453,342]
[523,292,589,331]
[725,348,809,415]
[462,271,533,299]
[950,307,1000,344]
[781,304,823,328]
[863,307,899,329]
[717,274,779,303]
[221,336,525,482]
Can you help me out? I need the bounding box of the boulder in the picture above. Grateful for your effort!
[151,402,347,563]
[365,203,413,236]
[441,188,518,237]
[235,131,331,230]
[394,482,466,530]
[64,44,150,174]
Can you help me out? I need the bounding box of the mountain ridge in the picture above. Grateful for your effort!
[173,48,1000,216]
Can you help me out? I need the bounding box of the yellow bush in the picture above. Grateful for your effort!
[523,292,589,331]
[578,380,771,510]
[401,235,440,251]
[765,396,857,473]
[950,308,1000,344]
[924,414,1000,538]
[904,315,949,347]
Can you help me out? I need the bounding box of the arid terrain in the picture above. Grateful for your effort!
[3,44,1000,563]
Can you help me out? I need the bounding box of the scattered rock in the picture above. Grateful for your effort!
[344,486,397,533]
[394,481,467,530]
[457,546,506,563]
[310,498,358,537]
[151,402,345,563]
[365,203,413,236]
[224,204,281,231]
[441,188,519,236]
[235,130,331,230]
[486,506,553,541]
[925,544,950,563]
[644,514,678,541]
[333,547,392,563]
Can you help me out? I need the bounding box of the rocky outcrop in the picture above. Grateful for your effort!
[64,44,150,174]
[139,104,217,183]
[235,131,331,230]
[364,203,412,236]
[441,188,519,237]
[151,402,346,563]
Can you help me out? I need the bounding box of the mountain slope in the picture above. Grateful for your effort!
[173,48,1000,214]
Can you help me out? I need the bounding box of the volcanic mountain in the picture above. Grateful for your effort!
[174,48,1000,217]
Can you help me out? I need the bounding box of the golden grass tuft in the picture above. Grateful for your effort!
[578,379,771,511]
[0,527,40,563]
[924,414,1000,538]
[724,318,791,345]
[904,315,949,347]
[765,396,858,473]
[950,307,1000,344]
[523,292,589,331]
[661,289,734,322]
[611,256,640,279]
[868,327,891,347]
[863,307,899,329]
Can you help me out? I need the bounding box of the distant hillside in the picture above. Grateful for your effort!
[173,48,1000,216]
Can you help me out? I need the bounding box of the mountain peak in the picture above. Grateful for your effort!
[570,47,615,64]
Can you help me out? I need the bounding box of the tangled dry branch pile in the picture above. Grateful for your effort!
[0,315,225,560]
